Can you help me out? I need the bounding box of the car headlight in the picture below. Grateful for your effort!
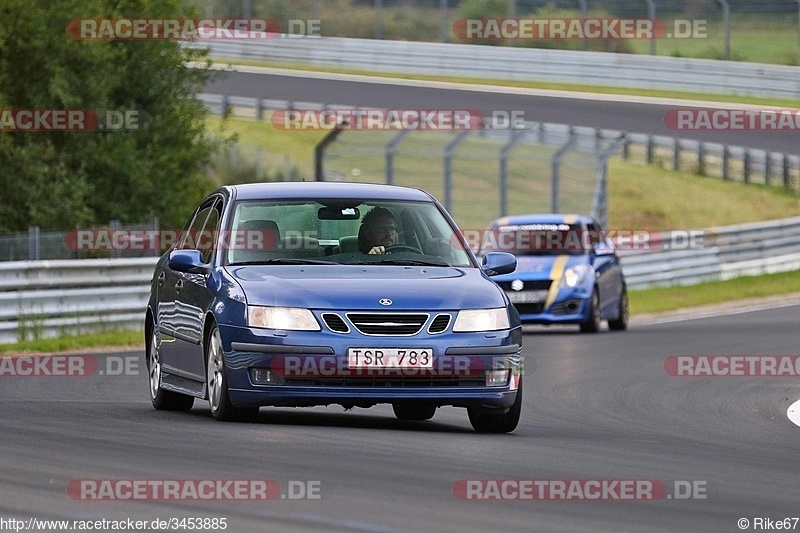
[453,308,510,332]
[247,306,320,331]
[561,264,593,288]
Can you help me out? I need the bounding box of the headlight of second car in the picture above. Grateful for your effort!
[247,306,320,331]
[561,264,593,288]
[453,308,510,332]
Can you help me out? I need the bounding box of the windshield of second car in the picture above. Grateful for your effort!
[480,223,595,256]
[225,199,473,267]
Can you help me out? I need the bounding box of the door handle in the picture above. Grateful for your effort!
[157,271,166,286]
[175,279,184,294]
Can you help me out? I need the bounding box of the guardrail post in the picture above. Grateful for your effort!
[646,135,654,164]
[438,0,448,42]
[744,149,751,183]
[27,226,40,261]
[537,122,545,144]
[645,0,656,55]
[255,98,264,121]
[499,129,527,216]
[765,151,772,186]
[221,95,230,116]
[722,145,729,180]
[673,138,680,170]
[385,130,411,185]
[622,138,630,160]
[443,131,471,212]
[552,125,577,214]
[697,141,705,175]
[375,0,383,39]
[716,0,731,60]
[784,153,791,190]
[152,217,160,256]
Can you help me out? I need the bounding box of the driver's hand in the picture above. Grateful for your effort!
[368,246,385,254]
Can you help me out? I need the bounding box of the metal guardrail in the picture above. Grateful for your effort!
[618,216,800,289]
[2,217,800,343]
[188,36,800,99]
[0,258,157,344]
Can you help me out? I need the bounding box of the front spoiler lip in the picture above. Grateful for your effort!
[228,386,518,408]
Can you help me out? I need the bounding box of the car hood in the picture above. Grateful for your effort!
[494,254,586,282]
[226,265,505,310]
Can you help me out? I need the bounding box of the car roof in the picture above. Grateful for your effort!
[227,182,434,202]
[488,214,593,227]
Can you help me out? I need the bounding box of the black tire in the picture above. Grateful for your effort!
[392,404,436,421]
[468,379,523,434]
[579,289,602,333]
[608,285,629,331]
[206,325,259,422]
[147,321,194,411]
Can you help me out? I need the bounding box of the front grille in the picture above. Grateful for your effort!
[322,313,349,333]
[497,280,551,291]
[514,303,546,315]
[428,314,451,334]
[346,313,428,336]
[284,376,485,387]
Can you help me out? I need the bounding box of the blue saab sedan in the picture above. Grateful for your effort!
[481,214,628,333]
[146,182,523,433]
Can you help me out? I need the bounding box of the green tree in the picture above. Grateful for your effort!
[0,0,224,232]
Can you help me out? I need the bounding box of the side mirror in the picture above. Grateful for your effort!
[169,249,209,274]
[481,252,517,276]
[593,240,616,256]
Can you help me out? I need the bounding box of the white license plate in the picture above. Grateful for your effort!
[348,348,433,369]
[506,290,548,304]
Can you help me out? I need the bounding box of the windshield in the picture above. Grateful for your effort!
[224,199,473,267]
[479,223,595,256]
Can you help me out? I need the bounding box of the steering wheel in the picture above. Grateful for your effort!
[384,244,423,254]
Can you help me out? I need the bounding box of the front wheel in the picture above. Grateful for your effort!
[207,326,259,422]
[467,380,523,433]
[148,322,194,411]
[579,289,601,333]
[608,285,629,331]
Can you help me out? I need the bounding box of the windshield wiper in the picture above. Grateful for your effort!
[353,259,451,267]
[229,258,335,266]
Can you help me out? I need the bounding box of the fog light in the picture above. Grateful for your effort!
[485,369,509,387]
[250,368,284,385]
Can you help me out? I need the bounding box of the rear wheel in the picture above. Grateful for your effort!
[579,289,601,333]
[207,326,259,422]
[608,285,629,331]
[468,380,523,433]
[148,322,194,411]
[392,404,436,421]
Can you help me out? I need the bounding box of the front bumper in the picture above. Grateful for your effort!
[218,323,522,409]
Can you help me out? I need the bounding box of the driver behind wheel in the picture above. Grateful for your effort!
[360,206,397,254]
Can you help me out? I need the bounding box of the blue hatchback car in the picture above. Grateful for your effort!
[146,182,523,433]
[481,214,628,333]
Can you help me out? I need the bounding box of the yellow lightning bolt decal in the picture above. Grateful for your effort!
[544,255,570,310]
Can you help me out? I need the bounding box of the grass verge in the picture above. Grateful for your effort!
[629,269,800,314]
[0,330,143,355]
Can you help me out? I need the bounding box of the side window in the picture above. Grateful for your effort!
[587,222,603,248]
[180,198,222,264]
[198,200,221,264]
